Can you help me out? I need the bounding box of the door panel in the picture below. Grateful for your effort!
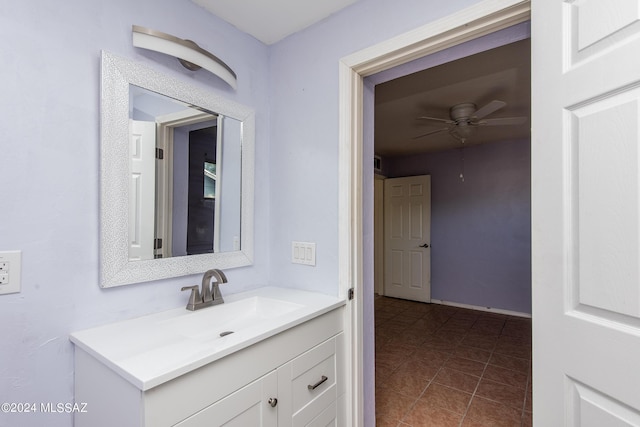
[383,175,431,302]
[129,120,156,261]
[410,252,423,290]
[532,0,640,424]
[575,93,640,318]
[175,371,277,426]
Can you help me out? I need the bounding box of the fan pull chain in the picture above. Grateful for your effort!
[459,147,465,182]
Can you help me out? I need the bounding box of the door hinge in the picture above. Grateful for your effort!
[156,148,164,160]
[154,238,163,250]
[348,288,355,300]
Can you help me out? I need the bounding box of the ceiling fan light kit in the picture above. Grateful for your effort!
[448,103,478,142]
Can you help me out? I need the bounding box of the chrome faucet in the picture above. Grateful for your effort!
[180,269,228,311]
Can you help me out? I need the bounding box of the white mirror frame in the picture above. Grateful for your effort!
[100,51,254,287]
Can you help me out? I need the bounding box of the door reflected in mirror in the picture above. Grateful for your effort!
[129,85,242,261]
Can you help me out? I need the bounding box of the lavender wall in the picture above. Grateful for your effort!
[0,2,268,426]
[386,139,532,314]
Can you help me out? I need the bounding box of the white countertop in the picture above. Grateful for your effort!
[70,286,345,390]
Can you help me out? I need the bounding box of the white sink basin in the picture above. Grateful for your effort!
[70,286,344,390]
[161,296,304,341]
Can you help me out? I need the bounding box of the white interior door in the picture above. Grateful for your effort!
[532,1,640,425]
[128,120,156,261]
[383,175,431,302]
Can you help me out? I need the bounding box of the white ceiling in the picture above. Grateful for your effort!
[375,38,531,157]
[191,0,360,45]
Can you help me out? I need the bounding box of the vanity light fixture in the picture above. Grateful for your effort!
[132,25,237,90]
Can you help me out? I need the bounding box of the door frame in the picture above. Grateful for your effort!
[156,110,220,257]
[337,0,531,425]
[373,174,385,296]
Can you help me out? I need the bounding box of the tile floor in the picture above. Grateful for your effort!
[375,295,532,427]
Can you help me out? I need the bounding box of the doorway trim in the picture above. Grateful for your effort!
[337,0,531,425]
[156,110,218,258]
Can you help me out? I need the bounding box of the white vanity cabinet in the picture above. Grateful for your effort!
[72,293,345,427]
[176,334,342,427]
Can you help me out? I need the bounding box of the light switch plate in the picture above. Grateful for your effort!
[291,241,316,266]
[0,251,21,295]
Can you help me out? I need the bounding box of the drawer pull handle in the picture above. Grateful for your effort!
[308,375,328,391]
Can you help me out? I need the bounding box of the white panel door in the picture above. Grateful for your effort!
[128,120,156,261]
[532,0,640,425]
[383,175,431,302]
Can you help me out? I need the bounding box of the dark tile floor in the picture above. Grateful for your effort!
[375,295,532,427]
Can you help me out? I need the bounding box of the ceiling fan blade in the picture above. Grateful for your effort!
[412,127,449,139]
[473,100,506,119]
[480,116,527,126]
[417,116,454,124]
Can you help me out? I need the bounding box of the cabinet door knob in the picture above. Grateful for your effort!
[267,397,278,407]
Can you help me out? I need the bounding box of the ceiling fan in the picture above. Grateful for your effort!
[414,100,527,142]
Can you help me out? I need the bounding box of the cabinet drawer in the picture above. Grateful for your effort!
[278,336,338,427]
[291,345,335,414]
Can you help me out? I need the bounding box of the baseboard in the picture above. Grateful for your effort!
[430,299,531,318]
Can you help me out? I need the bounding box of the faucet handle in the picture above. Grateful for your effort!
[181,285,201,311]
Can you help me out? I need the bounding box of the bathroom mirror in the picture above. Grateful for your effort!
[100,51,254,287]
[129,85,242,260]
